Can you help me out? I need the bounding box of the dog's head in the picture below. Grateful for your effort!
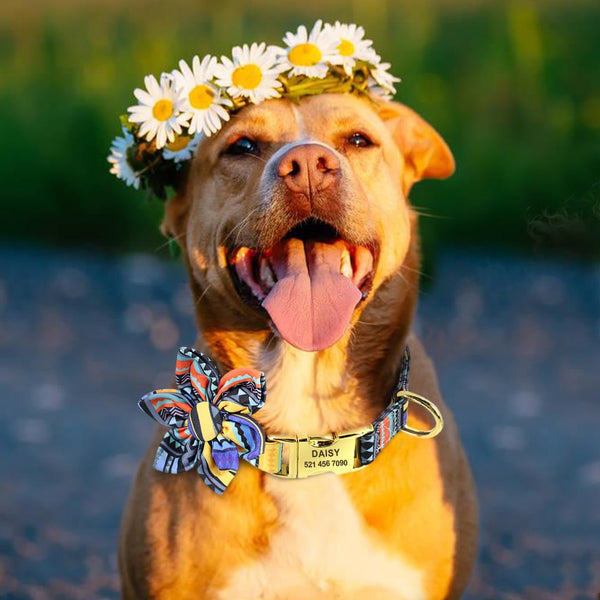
[163,93,453,358]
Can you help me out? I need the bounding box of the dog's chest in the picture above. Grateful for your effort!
[217,346,425,598]
[218,474,425,599]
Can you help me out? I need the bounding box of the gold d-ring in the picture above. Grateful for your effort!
[397,391,444,438]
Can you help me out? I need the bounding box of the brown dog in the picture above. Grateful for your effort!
[119,93,478,599]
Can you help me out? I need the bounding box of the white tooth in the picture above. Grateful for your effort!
[260,258,275,289]
[340,248,352,279]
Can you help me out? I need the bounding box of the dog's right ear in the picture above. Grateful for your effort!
[377,100,455,196]
[160,191,189,241]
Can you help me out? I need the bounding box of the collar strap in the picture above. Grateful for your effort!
[247,348,444,479]
[139,346,443,494]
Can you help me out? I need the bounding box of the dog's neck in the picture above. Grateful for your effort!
[257,341,365,435]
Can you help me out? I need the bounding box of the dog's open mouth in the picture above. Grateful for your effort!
[228,218,378,352]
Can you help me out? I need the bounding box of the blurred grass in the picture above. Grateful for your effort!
[1,0,599,259]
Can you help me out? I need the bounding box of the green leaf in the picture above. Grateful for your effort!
[168,237,181,258]
[119,114,135,132]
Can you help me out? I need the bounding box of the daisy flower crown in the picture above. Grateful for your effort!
[108,20,400,200]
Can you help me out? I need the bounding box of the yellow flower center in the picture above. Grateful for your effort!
[338,39,355,57]
[152,99,174,122]
[166,136,191,152]
[231,64,262,90]
[188,84,214,110]
[288,43,322,67]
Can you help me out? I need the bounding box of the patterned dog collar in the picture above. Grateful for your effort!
[139,346,443,495]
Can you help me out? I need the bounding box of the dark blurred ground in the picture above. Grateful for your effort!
[0,245,599,599]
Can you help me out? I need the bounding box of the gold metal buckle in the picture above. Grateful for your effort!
[262,392,443,478]
[396,391,444,438]
[266,425,374,479]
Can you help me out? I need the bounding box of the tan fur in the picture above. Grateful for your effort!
[120,93,478,599]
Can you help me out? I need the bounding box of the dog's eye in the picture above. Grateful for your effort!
[347,132,373,148]
[225,137,259,156]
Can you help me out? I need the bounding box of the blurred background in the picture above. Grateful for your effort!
[2,0,599,258]
[1,0,599,598]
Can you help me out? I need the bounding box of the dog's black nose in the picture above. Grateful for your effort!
[277,144,340,213]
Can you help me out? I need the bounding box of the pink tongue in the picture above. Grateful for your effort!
[262,239,361,352]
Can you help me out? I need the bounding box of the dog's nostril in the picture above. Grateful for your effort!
[278,158,301,178]
[316,154,339,173]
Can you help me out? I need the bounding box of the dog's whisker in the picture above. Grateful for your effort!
[264,333,278,354]
[242,152,268,164]
[401,263,430,281]
[194,283,215,307]
[223,207,261,246]
[154,231,187,253]
[410,206,450,220]
[233,208,263,246]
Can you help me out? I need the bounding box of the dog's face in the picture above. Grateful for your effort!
[164,93,454,353]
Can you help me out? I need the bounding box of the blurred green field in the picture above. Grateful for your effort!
[1,0,599,259]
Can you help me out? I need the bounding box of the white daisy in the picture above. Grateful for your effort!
[127,73,186,149]
[162,133,201,162]
[278,20,339,79]
[366,82,393,102]
[368,62,400,98]
[214,43,283,104]
[107,128,141,189]
[172,55,232,136]
[325,21,379,75]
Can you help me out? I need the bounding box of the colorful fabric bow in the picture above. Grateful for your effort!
[139,346,267,494]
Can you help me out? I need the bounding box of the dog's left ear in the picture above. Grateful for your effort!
[378,101,455,196]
